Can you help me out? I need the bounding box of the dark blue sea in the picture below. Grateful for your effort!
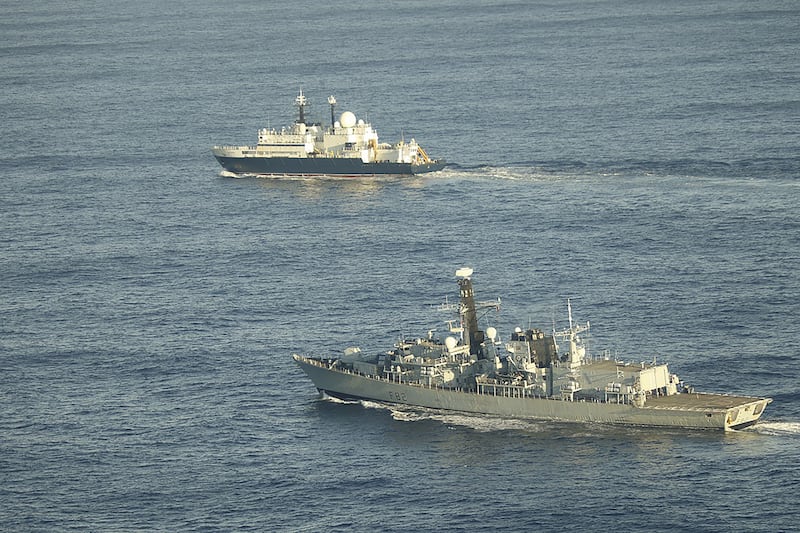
[2,0,799,531]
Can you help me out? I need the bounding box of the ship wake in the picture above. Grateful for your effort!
[359,400,547,433]
[441,163,609,183]
[751,421,800,436]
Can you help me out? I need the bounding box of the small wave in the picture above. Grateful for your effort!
[320,392,359,405]
[387,408,429,423]
[752,421,800,436]
[359,399,392,410]
[219,170,246,178]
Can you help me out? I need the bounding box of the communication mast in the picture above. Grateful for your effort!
[295,90,307,124]
[327,95,337,128]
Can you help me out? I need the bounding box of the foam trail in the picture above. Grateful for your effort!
[219,170,244,178]
[361,400,547,433]
[320,392,359,405]
[753,421,800,436]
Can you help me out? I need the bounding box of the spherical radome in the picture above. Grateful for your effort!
[445,337,458,351]
[339,111,356,128]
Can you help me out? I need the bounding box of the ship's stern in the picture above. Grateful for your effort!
[725,398,772,430]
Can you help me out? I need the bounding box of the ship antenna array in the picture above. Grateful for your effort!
[568,298,574,330]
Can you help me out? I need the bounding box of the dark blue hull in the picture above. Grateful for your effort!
[215,155,446,176]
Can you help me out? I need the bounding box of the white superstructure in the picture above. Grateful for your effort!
[212,91,443,175]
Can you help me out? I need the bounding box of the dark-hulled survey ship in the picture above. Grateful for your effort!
[212,91,445,177]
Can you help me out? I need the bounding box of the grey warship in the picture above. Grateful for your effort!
[212,91,445,177]
[293,268,772,431]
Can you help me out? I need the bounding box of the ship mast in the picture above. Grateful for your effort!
[327,95,336,128]
[295,90,307,125]
[554,298,590,372]
[456,268,485,357]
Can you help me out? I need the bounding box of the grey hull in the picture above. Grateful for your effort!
[215,155,446,176]
[293,355,770,431]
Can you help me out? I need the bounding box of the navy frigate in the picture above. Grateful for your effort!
[212,91,445,177]
[293,268,771,431]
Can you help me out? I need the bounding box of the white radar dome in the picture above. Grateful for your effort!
[339,111,356,128]
[486,327,497,341]
[445,337,458,351]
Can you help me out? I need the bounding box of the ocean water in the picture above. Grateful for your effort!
[2,0,799,531]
